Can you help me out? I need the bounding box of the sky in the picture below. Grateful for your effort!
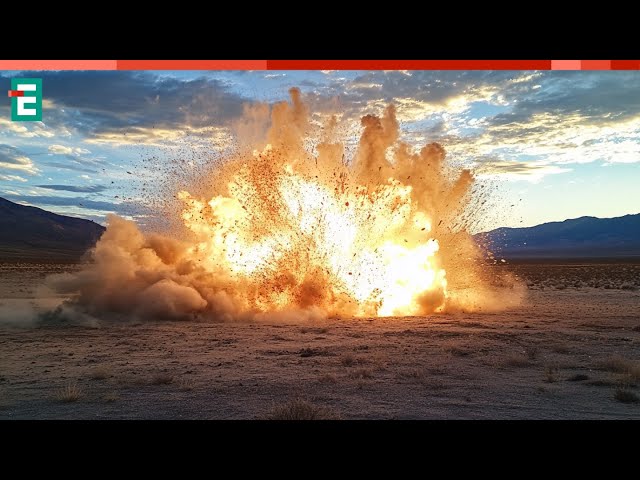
[0,69,639,232]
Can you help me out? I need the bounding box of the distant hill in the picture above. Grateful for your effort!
[0,197,105,261]
[2,195,638,262]
[476,213,640,260]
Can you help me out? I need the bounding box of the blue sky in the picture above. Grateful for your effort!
[0,70,638,232]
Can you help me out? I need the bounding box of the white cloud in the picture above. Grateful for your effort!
[0,174,28,182]
[0,145,39,175]
[48,144,74,155]
[476,160,572,183]
[0,118,55,138]
[86,125,232,148]
[48,145,91,156]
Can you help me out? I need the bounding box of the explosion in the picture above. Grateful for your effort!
[49,88,522,322]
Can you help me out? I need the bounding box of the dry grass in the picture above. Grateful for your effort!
[525,346,539,361]
[502,354,531,368]
[103,392,119,403]
[341,353,366,367]
[178,378,194,391]
[371,352,389,371]
[544,364,559,383]
[55,382,83,403]
[597,356,640,380]
[614,387,639,404]
[446,345,472,357]
[318,373,338,384]
[349,368,373,380]
[89,366,112,380]
[150,374,174,385]
[265,398,340,420]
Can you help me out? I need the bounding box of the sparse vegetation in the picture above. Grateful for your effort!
[89,366,112,380]
[349,368,373,380]
[55,382,83,403]
[447,346,472,357]
[150,374,174,385]
[525,346,539,361]
[544,365,559,383]
[104,392,119,403]
[299,347,329,358]
[614,387,639,404]
[4,259,640,420]
[265,398,340,420]
[503,355,530,368]
[178,378,194,391]
[371,353,388,371]
[341,353,363,366]
[597,356,640,380]
[318,374,338,384]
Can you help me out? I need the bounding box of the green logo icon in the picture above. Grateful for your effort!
[8,78,42,121]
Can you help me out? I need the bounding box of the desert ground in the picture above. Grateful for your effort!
[0,261,639,419]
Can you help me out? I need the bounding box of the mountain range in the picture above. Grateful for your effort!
[0,196,638,261]
[0,197,105,261]
[475,213,640,260]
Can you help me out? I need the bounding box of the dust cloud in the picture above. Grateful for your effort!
[47,88,523,322]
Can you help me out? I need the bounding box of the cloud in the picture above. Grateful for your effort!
[487,71,640,127]
[0,71,247,144]
[3,194,124,212]
[327,71,640,171]
[460,111,640,167]
[1,70,638,187]
[0,118,56,138]
[85,125,232,148]
[48,144,90,156]
[36,184,107,193]
[475,158,572,183]
[0,144,39,175]
[0,174,28,182]
[41,162,98,174]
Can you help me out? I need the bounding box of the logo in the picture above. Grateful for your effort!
[8,78,42,121]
